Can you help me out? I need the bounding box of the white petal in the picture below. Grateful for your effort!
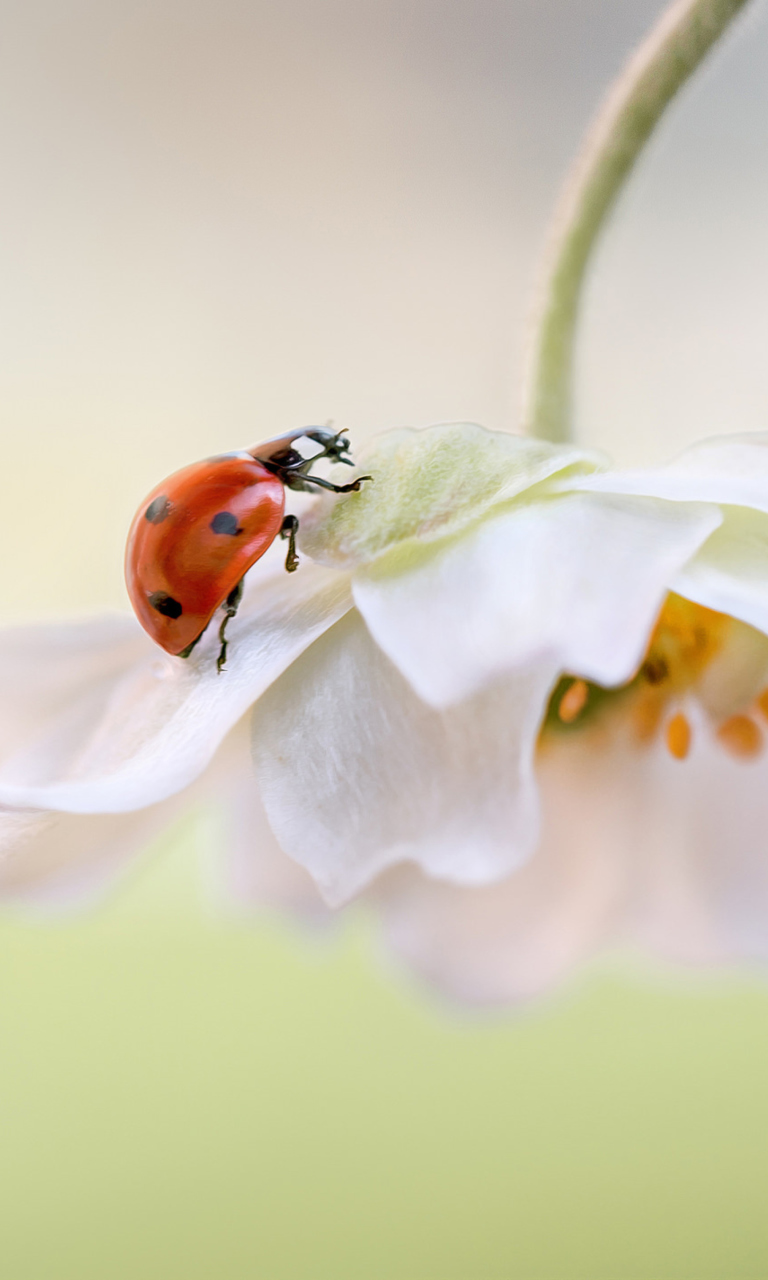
[0,616,146,759]
[673,507,768,636]
[0,564,352,813]
[352,492,721,708]
[695,618,768,723]
[0,718,326,915]
[199,722,330,923]
[566,433,768,511]
[251,610,556,905]
[0,801,179,910]
[561,436,768,639]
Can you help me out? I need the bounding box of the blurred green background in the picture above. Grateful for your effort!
[2,1,768,1275]
[3,837,768,1279]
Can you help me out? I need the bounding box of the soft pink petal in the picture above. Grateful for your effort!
[0,800,180,910]
[373,706,768,1005]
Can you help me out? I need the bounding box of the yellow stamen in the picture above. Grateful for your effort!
[631,692,663,743]
[717,714,762,759]
[666,712,691,760]
[643,595,726,689]
[539,594,734,750]
[558,678,588,724]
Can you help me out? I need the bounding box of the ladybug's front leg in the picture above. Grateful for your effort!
[216,579,244,674]
[279,515,299,573]
[300,474,372,495]
[304,429,355,466]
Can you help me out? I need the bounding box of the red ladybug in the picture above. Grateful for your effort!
[126,427,370,672]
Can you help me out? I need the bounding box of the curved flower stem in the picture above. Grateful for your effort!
[522,0,752,444]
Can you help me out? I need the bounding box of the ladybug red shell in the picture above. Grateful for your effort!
[125,428,370,671]
[126,452,285,657]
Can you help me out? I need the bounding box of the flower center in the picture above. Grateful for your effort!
[541,594,768,762]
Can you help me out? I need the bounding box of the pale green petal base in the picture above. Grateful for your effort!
[299,423,606,570]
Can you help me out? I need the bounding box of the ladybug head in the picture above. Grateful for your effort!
[302,428,354,466]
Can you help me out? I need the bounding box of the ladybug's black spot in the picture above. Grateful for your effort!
[149,591,183,619]
[145,495,171,524]
[210,511,242,536]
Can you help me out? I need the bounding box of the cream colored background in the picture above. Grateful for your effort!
[1,0,767,620]
[1,2,768,1276]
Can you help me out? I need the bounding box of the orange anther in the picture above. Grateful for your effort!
[717,714,762,759]
[756,689,768,723]
[632,694,663,744]
[666,712,691,760]
[558,678,588,724]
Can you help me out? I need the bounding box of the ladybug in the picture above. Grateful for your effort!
[125,427,370,672]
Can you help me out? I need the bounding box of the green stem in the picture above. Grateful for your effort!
[522,0,752,444]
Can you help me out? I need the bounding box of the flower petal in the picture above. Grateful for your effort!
[0,616,147,760]
[352,492,721,708]
[300,422,606,569]
[373,701,768,1005]
[562,437,768,638]
[0,717,325,914]
[565,433,768,511]
[0,564,353,813]
[626,706,768,968]
[251,610,556,904]
[0,802,179,910]
[200,722,331,924]
[371,734,638,1005]
[673,507,768,636]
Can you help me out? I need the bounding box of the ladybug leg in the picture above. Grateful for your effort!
[279,514,300,572]
[178,630,205,660]
[216,579,244,675]
[304,429,355,466]
[264,437,372,494]
[297,473,373,495]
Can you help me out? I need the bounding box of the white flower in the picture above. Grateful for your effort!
[4,422,768,1003]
